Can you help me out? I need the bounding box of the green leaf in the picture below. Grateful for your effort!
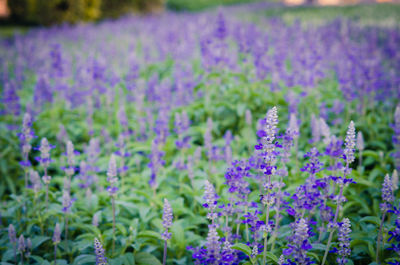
[31,236,50,250]
[311,243,327,251]
[360,216,381,226]
[122,253,135,265]
[30,256,51,265]
[232,243,252,257]
[307,252,320,262]
[265,252,279,264]
[137,230,162,241]
[73,255,96,265]
[134,252,162,265]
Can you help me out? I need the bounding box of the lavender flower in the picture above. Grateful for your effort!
[62,189,72,213]
[204,118,213,161]
[94,238,108,265]
[29,170,41,194]
[245,109,252,125]
[65,140,75,176]
[206,224,221,264]
[8,224,17,264]
[283,218,312,265]
[288,113,299,139]
[337,218,351,265]
[20,112,34,168]
[278,255,285,265]
[52,223,61,244]
[377,174,394,263]
[256,106,279,175]
[8,224,16,245]
[344,121,356,165]
[18,235,25,253]
[107,154,118,255]
[161,199,173,240]
[57,124,68,146]
[92,213,99,227]
[38,137,52,168]
[148,139,165,189]
[356,132,364,151]
[310,114,320,144]
[162,198,173,265]
[319,118,331,144]
[393,170,399,191]
[106,154,118,196]
[381,174,394,211]
[26,238,32,257]
[204,180,218,223]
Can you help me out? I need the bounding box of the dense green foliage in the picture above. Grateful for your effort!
[167,0,264,11]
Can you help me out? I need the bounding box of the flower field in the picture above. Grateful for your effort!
[1,3,400,265]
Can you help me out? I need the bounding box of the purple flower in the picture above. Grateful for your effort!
[336,218,351,265]
[283,218,313,265]
[204,180,219,222]
[381,174,394,211]
[301,148,324,175]
[94,238,107,265]
[18,235,25,253]
[52,223,61,244]
[8,224,16,245]
[343,121,356,165]
[107,154,118,196]
[161,198,173,240]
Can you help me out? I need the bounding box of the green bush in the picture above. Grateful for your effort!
[7,0,164,25]
[101,0,165,18]
[8,0,101,25]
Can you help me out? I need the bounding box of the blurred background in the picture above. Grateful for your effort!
[0,0,399,27]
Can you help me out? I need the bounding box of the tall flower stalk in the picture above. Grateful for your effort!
[106,154,118,256]
[322,121,356,265]
[256,106,278,265]
[376,174,394,263]
[19,113,34,188]
[38,138,53,211]
[161,199,173,265]
[62,189,72,255]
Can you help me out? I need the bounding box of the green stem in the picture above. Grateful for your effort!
[163,240,168,265]
[112,196,116,257]
[262,204,270,265]
[54,244,57,265]
[376,211,387,264]
[321,184,344,265]
[65,215,69,255]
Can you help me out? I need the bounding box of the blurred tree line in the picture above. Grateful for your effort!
[8,0,165,25]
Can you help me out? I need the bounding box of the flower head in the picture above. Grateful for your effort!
[107,154,118,196]
[337,218,351,265]
[161,198,173,240]
[381,174,394,211]
[344,121,356,164]
[18,235,25,252]
[94,238,108,265]
[38,137,53,168]
[52,223,61,244]
[356,132,364,151]
[204,180,218,221]
[8,224,16,245]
